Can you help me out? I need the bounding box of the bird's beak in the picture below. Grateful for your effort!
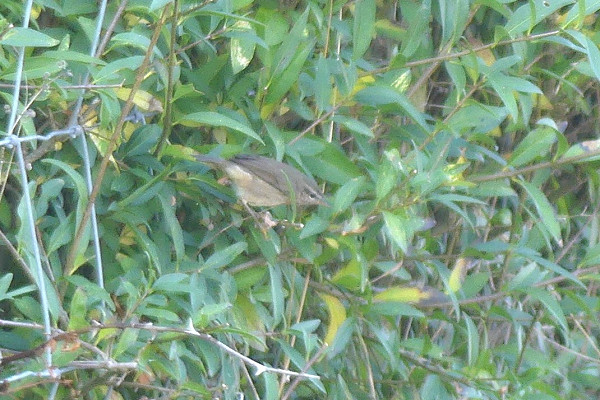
[317,196,330,207]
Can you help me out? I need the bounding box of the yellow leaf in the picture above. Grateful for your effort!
[115,88,163,112]
[332,75,376,106]
[320,294,346,345]
[448,258,468,293]
[120,224,137,246]
[163,144,197,160]
[373,286,448,306]
[373,286,427,303]
[324,237,339,249]
[468,36,495,66]
[352,75,376,96]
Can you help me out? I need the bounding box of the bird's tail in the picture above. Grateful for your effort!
[194,154,225,166]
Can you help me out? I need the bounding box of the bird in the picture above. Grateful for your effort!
[194,154,328,207]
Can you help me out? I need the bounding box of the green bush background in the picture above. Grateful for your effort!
[2,0,600,399]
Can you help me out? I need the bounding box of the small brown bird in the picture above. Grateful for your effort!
[195,154,328,207]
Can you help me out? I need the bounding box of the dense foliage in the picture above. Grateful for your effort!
[2,0,600,399]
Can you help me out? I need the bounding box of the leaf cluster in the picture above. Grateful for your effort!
[2,0,600,399]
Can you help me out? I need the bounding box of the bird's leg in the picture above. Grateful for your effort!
[241,201,303,233]
[242,200,278,234]
[241,199,259,221]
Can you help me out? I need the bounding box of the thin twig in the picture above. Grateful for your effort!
[65,8,170,275]
[280,344,327,400]
[289,104,342,145]
[154,0,179,157]
[95,0,128,58]
[0,228,36,283]
[470,146,600,183]
[0,321,321,381]
[279,268,312,393]
[0,83,124,90]
[367,30,561,76]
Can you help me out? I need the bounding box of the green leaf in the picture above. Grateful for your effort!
[158,193,185,263]
[230,21,256,74]
[368,301,424,317]
[383,211,409,253]
[0,27,59,47]
[439,0,470,45]
[66,275,114,310]
[268,264,284,328]
[115,167,172,209]
[68,288,88,330]
[352,0,376,60]
[421,375,451,399]
[561,0,600,28]
[583,36,600,83]
[1,57,64,80]
[178,111,264,144]
[445,61,466,95]
[113,328,140,359]
[332,176,366,214]
[299,215,330,239]
[354,85,430,133]
[120,125,162,157]
[0,274,14,301]
[505,0,573,35]
[263,374,279,400]
[140,307,181,322]
[448,103,508,136]
[43,50,106,65]
[401,2,431,57]
[507,262,542,291]
[274,338,323,391]
[180,382,211,397]
[524,287,569,334]
[152,273,189,292]
[580,243,600,267]
[129,225,164,273]
[94,56,145,82]
[194,303,232,328]
[488,74,519,122]
[41,159,89,253]
[36,178,65,218]
[271,8,308,74]
[251,228,280,264]
[376,151,399,202]
[525,253,584,289]
[110,32,163,57]
[464,314,479,365]
[489,74,542,94]
[202,242,248,270]
[332,115,374,138]
[430,193,486,205]
[231,297,267,347]
[150,0,173,11]
[517,179,562,244]
[291,138,362,184]
[314,55,331,112]
[331,259,363,291]
[259,9,289,46]
[468,181,517,198]
[264,39,315,106]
